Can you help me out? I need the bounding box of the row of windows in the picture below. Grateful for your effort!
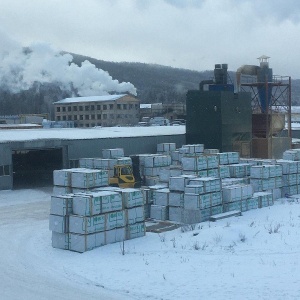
[56,103,138,113]
[78,123,102,128]
[56,114,138,121]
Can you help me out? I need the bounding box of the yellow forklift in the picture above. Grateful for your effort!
[109,161,142,188]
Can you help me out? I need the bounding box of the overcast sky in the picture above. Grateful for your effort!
[1,0,300,78]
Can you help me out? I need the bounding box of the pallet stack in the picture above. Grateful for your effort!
[280,149,300,197]
[140,154,172,186]
[150,175,223,224]
[282,149,300,161]
[79,148,132,178]
[276,159,300,196]
[217,152,251,181]
[181,177,223,223]
[148,144,280,223]
[222,184,256,212]
[157,143,177,155]
[180,153,219,177]
[169,144,204,165]
[249,164,283,208]
[50,188,145,253]
[102,148,125,159]
[53,168,109,195]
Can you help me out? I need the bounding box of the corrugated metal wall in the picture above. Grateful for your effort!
[0,134,185,190]
[67,135,185,159]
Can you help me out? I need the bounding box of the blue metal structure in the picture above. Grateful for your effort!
[257,56,273,113]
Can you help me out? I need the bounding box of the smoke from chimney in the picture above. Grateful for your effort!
[0,38,137,97]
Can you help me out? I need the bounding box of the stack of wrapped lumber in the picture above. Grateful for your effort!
[149,175,223,224]
[249,164,283,208]
[79,148,132,177]
[50,187,145,253]
[53,168,109,195]
[140,154,172,186]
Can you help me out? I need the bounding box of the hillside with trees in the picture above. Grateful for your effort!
[0,52,299,117]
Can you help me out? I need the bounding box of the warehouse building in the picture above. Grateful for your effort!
[0,126,185,190]
[53,94,140,127]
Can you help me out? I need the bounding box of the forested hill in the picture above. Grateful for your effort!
[0,52,299,116]
[71,53,300,105]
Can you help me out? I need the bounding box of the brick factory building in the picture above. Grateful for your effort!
[53,94,140,127]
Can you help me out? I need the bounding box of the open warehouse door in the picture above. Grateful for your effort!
[12,148,63,189]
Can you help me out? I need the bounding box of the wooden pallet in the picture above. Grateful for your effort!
[209,210,241,222]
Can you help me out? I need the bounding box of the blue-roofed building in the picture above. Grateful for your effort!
[53,94,140,127]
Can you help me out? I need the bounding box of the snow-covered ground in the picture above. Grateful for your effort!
[1,188,300,300]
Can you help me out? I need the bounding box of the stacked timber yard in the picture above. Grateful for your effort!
[49,143,300,253]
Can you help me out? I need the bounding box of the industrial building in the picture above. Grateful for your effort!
[0,56,294,191]
[186,58,292,159]
[53,94,140,127]
[140,102,186,121]
[0,126,185,190]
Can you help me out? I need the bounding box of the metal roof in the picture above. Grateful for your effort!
[0,126,186,143]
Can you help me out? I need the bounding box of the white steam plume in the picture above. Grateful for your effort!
[0,41,137,96]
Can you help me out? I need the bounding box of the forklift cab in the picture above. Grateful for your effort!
[110,164,135,188]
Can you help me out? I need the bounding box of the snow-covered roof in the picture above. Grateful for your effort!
[140,104,152,109]
[53,94,130,104]
[0,125,185,143]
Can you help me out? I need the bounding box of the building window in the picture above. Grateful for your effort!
[97,114,101,120]
[91,123,95,127]
[85,105,89,111]
[85,124,89,127]
[68,106,71,112]
[74,115,78,120]
[109,104,113,110]
[117,114,121,119]
[0,165,10,176]
[56,107,60,112]
[62,107,66,112]
[80,115,83,120]
[135,104,139,109]
[79,106,83,111]
[91,105,95,110]
[63,116,66,121]
[57,116,61,121]
[91,114,95,120]
[73,106,77,111]
[123,104,127,110]
[68,115,72,120]
[97,105,101,110]
[103,105,107,110]
[103,114,107,119]
[79,124,83,127]
[85,115,89,120]
[117,104,121,109]
[110,114,114,119]
[97,122,101,126]
[129,104,133,109]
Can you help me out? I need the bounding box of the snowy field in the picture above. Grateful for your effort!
[1,188,300,300]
